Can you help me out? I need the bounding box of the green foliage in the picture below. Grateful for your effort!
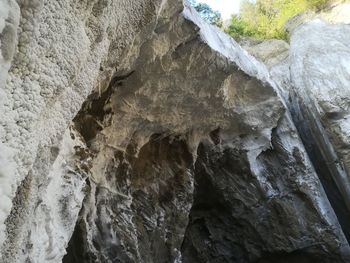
[225,15,256,39]
[188,0,223,27]
[226,0,333,40]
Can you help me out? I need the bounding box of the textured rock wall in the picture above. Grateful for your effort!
[288,19,350,244]
[61,3,350,263]
[243,4,350,258]
[182,115,348,262]
[290,20,350,179]
[1,0,350,262]
[0,0,20,246]
[0,0,166,261]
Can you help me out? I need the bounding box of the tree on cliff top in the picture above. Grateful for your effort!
[188,0,223,27]
[226,0,332,40]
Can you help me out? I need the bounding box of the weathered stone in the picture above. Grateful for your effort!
[243,7,350,261]
[1,0,350,262]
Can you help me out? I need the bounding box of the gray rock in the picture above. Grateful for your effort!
[242,7,350,262]
[0,0,350,262]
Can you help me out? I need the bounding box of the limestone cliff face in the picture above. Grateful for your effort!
[289,20,350,235]
[242,4,350,261]
[0,0,350,262]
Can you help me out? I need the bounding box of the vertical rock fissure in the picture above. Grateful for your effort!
[289,92,350,243]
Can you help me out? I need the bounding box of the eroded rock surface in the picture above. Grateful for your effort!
[243,5,350,259]
[182,116,348,263]
[290,20,350,176]
[1,0,350,262]
[0,0,168,261]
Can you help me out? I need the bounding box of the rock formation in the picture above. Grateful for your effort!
[241,5,350,262]
[1,0,350,262]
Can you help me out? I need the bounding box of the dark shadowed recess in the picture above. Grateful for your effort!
[73,71,134,146]
[63,220,92,263]
[63,133,194,263]
[181,128,343,263]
